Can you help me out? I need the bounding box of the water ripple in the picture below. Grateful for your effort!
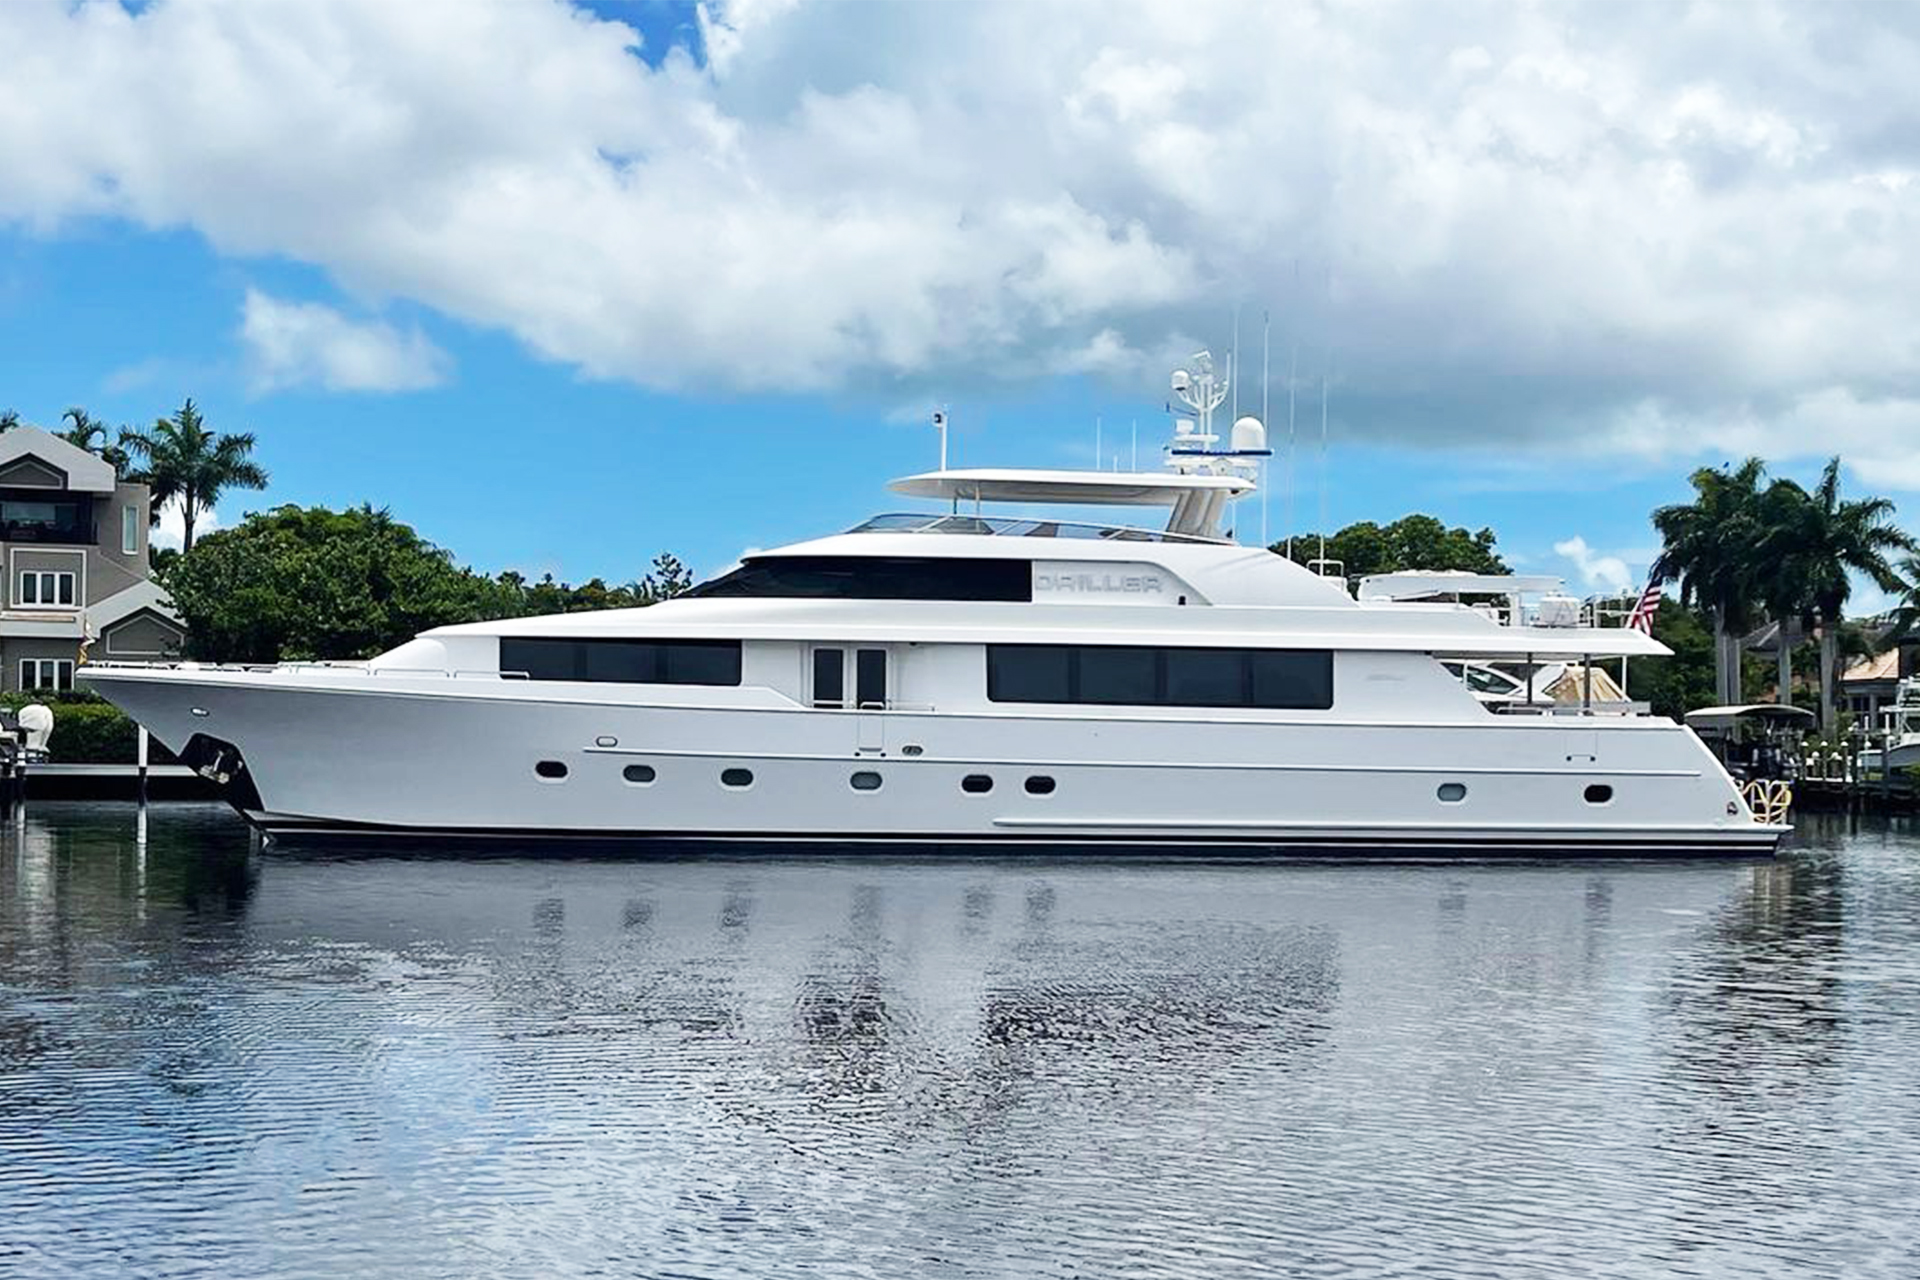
[1,803,1917,1278]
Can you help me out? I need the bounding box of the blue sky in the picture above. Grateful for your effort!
[0,219,1710,585]
[2,0,1916,601]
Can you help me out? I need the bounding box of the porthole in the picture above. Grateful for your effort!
[595,735,618,748]
[850,771,883,792]
[721,767,754,788]
[623,764,657,785]
[961,774,994,794]
[1436,782,1467,803]
[1024,775,1056,796]
[535,760,569,781]
[901,744,924,757]
[1584,783,1614,805]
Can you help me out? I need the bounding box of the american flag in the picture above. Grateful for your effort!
[1626,553,1673,633]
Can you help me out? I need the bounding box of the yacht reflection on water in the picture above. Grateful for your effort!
[5,804,1920,1279]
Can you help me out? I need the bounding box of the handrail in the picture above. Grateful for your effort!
[1741,778,1793,824]
[845,512,1225,545]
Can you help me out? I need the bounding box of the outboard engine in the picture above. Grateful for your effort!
[16,703,53,762]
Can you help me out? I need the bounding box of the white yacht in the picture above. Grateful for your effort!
[1864,676,1920,773]
[81,358,1785,857]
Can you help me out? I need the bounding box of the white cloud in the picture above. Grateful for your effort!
[1,0,1919,480]
[239,289,449,392]
[150,497,221,552]
[1553,535,1632,594]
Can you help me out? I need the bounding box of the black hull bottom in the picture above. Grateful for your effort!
[251,816,1783,861]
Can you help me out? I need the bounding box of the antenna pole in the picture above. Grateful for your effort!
[1286,335,1298,557]
[934,406,949,471]
[1318,261,1332,569]
[1231,305,1240,427]
[1318,345,1330,568]
[1261,309,1271,550]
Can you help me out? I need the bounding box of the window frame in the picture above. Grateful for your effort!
[18,658,74,692]
[17,570,77,609]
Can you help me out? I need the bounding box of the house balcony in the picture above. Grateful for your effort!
[0,519,99,545]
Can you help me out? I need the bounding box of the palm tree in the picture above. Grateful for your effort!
[1771,458,1914,728]
[1756,478,1816,708]
[60,407,132,473]
[0,409,18,432]
[1886,555,1920,644]
[118,399,269,553]
[1652,458,1771,706]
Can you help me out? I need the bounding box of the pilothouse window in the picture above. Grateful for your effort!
[500,638,741,686]
[686,556,1031,602]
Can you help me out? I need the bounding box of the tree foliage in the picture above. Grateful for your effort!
[1652,455,1915,720]
[1272,514,1507,578]
[163,504,694,664]
[60,407,133,473]
[164,505,504,662]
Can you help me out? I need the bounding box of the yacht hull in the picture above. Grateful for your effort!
[82,666,1784,858]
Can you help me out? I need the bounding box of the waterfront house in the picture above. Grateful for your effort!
[1841,644,1918,728]
[0,426,185,692]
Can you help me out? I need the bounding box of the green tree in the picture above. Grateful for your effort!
[641,551,694,601]
[163,505,509,662]
[1627,599,1718,721]
[1274,514,1507,579]
[119,398,268,552]
[59,407,132,473]
[0,409,18,432]
[1768,458,1913,728]
[1754,477,1817,709]
[165,504,694,662]
[1885,555,1920,644]
[1651,458,1769,706]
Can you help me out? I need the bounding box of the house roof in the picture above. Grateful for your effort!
[0,425,119,493]
[1841,651,1901,684]
[84,579,183,636]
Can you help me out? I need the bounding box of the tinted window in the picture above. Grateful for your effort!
[856,649,887,707]
[583,640,652,683]
[1077,646,1159,705]
[661,641,741,685]
[985,646,1333,710]
[988,645,1073,703]
[500,638,741,686]
[812,648,844,707]
[961,774,994,794]
[686,556,1031,602]
[1249,650,1334,710]
[1164,649,1243,706]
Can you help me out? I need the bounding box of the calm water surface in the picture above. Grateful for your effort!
[2,803,1918,1278]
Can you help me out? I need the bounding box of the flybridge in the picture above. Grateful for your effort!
[899,350,1271,540]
